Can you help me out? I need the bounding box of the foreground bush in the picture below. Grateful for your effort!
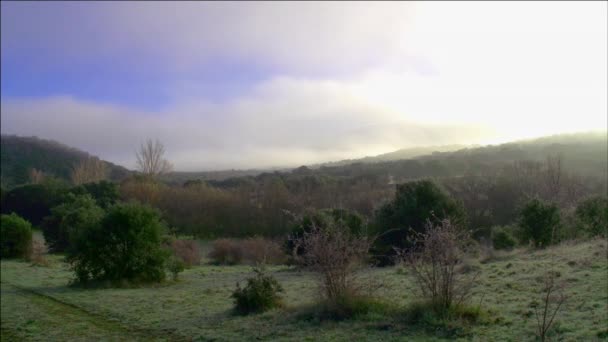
[208,238,286,265]
[519,199,561,248]
[42,194,105,253]
[232,267,283,314]
[0,213,33,259]
[402,219,478,313]
[67,202,169,285]
[294,213,374,318]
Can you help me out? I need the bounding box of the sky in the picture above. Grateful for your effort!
[1,1,606,171]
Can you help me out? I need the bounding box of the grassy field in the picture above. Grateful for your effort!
[1,238,607,341]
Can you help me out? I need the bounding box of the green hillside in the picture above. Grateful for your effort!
[0,135,130,189]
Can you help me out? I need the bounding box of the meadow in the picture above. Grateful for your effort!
[2,237,606,342]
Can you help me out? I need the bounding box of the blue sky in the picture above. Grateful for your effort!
[1,1,606,170]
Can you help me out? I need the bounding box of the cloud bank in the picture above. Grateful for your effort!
[1,2,606,170]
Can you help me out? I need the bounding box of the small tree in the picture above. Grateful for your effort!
[1,213,33,259]
[532,271,567,342]
[574,196,608,237]
[402,219,477,313]
[373,180,466,265]
[42,194,105,253]
[519,199,561,248]
[66,202,169,285]
[136,139,173,178]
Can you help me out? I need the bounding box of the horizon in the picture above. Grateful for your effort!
[1,2,607,171]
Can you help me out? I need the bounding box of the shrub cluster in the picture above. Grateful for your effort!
[208,238,286,265]
[168,238,201,267]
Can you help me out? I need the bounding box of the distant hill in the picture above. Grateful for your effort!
[302,131,607,182]
[312,144,472,168]
[0,135,131,188]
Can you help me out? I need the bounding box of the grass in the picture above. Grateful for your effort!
[1,238,607,341]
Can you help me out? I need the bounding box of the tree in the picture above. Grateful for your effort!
[518,199,561,248]
[135,139,173,178]
[0,183,68,227]
[66,202,169,284]
[42,194,105,253]
[70,180,119,209]
[286,208,365,259]
[71,157,107,185]
[373,180,466,265]
[1,213,33,259]
[575,196,608,237]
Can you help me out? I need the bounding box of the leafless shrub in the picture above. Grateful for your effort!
[29,168,46,184]
[241,237,287,265]
[294,221,374,302]
[169,239,201,267]
[136,139,173,178]
[400,219,478,312]
[532,271,567,342]
[207,238,286,265]
[71,157,107,185]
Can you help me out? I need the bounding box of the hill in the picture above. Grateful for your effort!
[0,135,130,189]
[312,144,471,168]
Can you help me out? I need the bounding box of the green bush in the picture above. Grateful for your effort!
[166,256,185,281]
[575,196,608,237]
[373,180,466,265]
[1,213,33,258]
[492,226,517,250]
[232,267,283,315]
[70,181,119,209]
[42,194,105,253]
[66,202,170,285]
[285,208,365,258]
[518,199,561,248]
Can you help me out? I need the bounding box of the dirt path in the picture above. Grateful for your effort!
[0,282,183,341]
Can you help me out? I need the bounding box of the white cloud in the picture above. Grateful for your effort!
[1,2,606,170]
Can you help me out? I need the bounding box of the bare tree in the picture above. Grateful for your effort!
[401,219,478,312]
[71,157,107,185]
[533,271,567,342]
[135,139,173,178]
[294,220,374,302]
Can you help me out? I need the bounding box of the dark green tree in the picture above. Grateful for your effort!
[69,180,119,208]
[1,213,33,258]
[42,193,105,253]
[66,202,169,285]
[575,196,607,237]
[518,199,561,248]
[372,180,466,265]
[285,208,366,257]
[0,183,67,226]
